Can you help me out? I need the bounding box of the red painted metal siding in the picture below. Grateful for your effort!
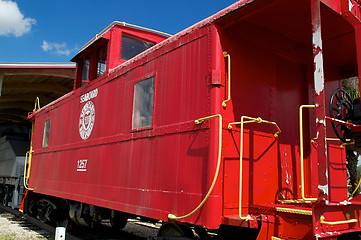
[28,24,222,228]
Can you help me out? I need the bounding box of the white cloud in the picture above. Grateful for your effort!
[41,40,51,51]
[0,0,36,37]
[41,40,72,56]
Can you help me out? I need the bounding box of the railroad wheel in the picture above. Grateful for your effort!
[157,223,194,239]
[2,195,8,206]
[110,210,128,229]
[2,186,11,206]
[0,186,4,204]
[329,88,353,143]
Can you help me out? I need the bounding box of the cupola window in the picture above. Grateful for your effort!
[97,44,107,77]
[81,56,90,85]
[121,35,154,61]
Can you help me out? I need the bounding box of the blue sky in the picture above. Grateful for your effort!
[0,0,238,63]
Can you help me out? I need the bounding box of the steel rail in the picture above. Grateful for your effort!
[0,205,81,240]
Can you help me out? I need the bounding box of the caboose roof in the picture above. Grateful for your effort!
[105,1,252,74]
[71,22,172,63]
[107,0,360,77]
[69,1,251,70]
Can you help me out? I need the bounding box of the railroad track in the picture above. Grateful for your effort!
[0,204,81,240]
[0,205,159,240]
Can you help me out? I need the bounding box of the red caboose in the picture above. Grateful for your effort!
[24,1,361,239]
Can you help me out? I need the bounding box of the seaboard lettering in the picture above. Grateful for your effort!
[80,88,98,103]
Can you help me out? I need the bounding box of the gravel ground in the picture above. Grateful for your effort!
[0,210,159,240]
[0,212,49,240]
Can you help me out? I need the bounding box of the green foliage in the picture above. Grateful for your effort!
[342,78,361,197]
[343,87,360,101]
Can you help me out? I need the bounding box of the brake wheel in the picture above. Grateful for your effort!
[329,88,353,143]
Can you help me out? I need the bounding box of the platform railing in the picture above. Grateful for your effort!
[228,116,281,220]
[299,105,318,202]
[281,105,356,204]
[320,213,358,225]
[275,104,333,203]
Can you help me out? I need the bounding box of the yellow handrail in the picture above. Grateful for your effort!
[228,117,281,137]
[33,97,40,111]
[320,213,357,225]
[228,116,281,220]
[350,176,361,198]
[24,97,38,190]
[271,237,286,240]
[299,105,318,201]
[168,114,222,220]
[340,142,355,148]
[222,52,231,108]
[23,121,35,191]
[311,137,350,149]
[311,137,341,142]
[82,21,172,50]
[23,151,34,190]
[23,151,30,188]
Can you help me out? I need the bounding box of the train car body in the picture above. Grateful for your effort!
[0,135,28,208]
[24,0,361,239]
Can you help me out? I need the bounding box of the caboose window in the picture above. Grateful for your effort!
[42,119,51,148]
[81,56,90,84]
[132,77,154,129]
[120,35,154,61]
[97,44,107,77]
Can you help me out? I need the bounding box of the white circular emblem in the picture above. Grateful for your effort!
[79,101,95,140]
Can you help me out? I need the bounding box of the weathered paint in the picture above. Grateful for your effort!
[318,184,329,195]
[312,0,329,204]
[349,0,354,12]
[313,26,325,96]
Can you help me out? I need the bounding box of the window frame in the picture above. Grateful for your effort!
[42,119,51,148]
[76,40,109,88]
[96,43,108,78]
[131,74,156,131]
[120,34,155,61]
[81,55,91,85]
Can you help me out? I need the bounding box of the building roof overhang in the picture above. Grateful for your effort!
[0,62,75,125]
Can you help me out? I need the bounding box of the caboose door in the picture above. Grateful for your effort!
[217,10,313,219]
